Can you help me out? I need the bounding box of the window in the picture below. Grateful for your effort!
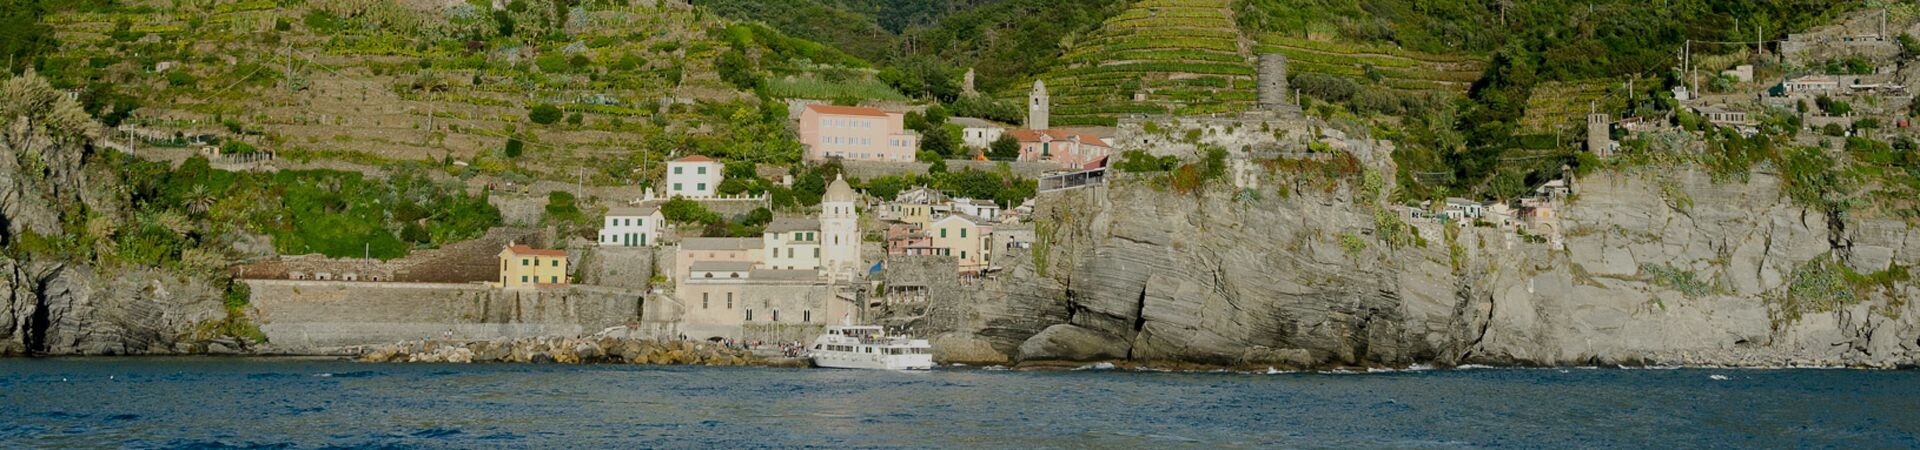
[726,296,733,309]
[552,260,559,267]
[704,273,713,278]
[746,309,753,321]
[697,183,706,191]
[804,310,811,323]
[813,248,820,258]
[961,251,967,259]
[772,310,779,322]
[550,276,558,283]
[521,259,529,266]
[961,228,968,238]
[940,228,948,238]
[702,293,709,309]
[673,183,682,191]
[521,276,528,283]
[697,167,706,175]
[673,167,682,174]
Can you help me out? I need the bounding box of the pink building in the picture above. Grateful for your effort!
[797,105,919,162]
[885,223,936,256]
[1011,129,1112,169]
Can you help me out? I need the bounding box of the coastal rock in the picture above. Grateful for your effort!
[904,168,1920,369]
[1018,324,1129,361]
[931,333,1009,365]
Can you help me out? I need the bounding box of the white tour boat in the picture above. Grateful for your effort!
[808,325,934,370]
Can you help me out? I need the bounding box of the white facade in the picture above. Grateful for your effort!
[953,117,1006,150]
[666,156,724,198]
[950,198,1001,222]
[600,206,664,247]
[820,174,863,279]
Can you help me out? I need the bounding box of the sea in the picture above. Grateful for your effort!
[0,358,1915,449]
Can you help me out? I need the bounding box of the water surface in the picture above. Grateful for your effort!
[1,358,1915,448]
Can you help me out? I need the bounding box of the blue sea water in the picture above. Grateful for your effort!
[0,358,1915,449]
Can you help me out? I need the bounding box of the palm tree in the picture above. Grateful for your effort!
[184,184,215,215]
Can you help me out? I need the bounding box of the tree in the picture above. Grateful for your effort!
[922,127,960,158]
[529,104,563,124]
[504,135,525,158]
[717,50,761,91]
[988,134,1020,160]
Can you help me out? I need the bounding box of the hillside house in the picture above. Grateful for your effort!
[1781,75,1842,95]
[599,205,664,247]
[665,155,724,198]
[497,245,569,289]
[797,105,919,162]
[953,117,1007,150]
[1011,129,1113,169]
[885,223,937,256]
[1692,105,1752,127]
[1441,198,1485,221]
[928,214,994,273]
[950,198,1001,222]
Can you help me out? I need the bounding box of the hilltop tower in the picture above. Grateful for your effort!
[1028,80,1050,131]
[1587,111,1612,158]
[1258,53,1290,110]
[820,174,861,280]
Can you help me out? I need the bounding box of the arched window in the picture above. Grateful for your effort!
[704,273,713,278]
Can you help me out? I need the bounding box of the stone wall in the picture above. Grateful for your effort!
[246,280,645,352]
[841,160,1063,180]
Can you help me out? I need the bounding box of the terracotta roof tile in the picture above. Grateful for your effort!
[506,245,568,257]
[672,155,716,163]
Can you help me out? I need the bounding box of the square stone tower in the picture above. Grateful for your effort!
[1028,80,1049,131]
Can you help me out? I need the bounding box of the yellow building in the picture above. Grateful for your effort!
[497,245,569,289]
[762,218,822,271]
[928,214,993,273]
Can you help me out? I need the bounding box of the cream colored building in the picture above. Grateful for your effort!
[675,237,763,284]
[497,245,569,289]
[665,155,724,198]
[928,214,993,273]
[797,104,918,162]
[762,218,822,271]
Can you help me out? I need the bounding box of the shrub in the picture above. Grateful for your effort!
[503,135,525,158]
[529,104,563,124]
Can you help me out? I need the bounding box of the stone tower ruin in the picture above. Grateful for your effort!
[1028,80,1050,131]
[1587,112,1612,158]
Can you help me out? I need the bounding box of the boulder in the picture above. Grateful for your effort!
[932,333,1010,365]
[1017,324,1129,362]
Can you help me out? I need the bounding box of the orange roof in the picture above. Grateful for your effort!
[506,245,567,257]
[1009,129,1111,148]
[805,104,889,117]
[672,155,716,163]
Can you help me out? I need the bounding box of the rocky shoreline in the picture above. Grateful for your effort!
[350,336,810,367]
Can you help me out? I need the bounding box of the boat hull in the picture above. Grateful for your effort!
[810,352,934,370]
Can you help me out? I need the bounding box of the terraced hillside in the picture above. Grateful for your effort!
[1254,35,1485,95]
[1038,0,1257,127]
[37,1,885,186]
[1518,80,1618,135]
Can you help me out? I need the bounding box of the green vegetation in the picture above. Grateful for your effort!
[1773,255,1911,327]
[115,155,501,261]
[1641,263,1719,298]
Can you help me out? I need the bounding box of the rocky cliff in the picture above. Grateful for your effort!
[920,167,1919,369]
[0,73,229,355]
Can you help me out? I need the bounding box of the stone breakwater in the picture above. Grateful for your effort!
[354,336,807,367]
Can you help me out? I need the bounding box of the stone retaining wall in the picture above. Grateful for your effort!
[246,280,645,352]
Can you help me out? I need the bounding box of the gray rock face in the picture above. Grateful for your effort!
[0,74,230,356]
[911,168,1920,369]
[1018,324,1130,361]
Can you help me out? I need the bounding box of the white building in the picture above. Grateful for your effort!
[599,205,665,247]
[820,174,863,280]
[665,155,724,198]
[950,198,1001,223]
[952,117,1007,150]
